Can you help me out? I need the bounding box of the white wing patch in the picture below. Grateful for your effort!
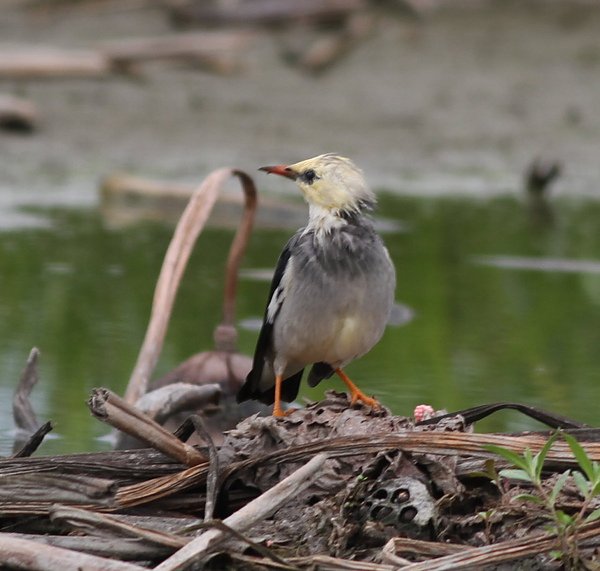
[267,286,284,323]
[267,256,294,324]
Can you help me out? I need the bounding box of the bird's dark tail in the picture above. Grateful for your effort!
[307,362,335,387]
[237,369,304,405]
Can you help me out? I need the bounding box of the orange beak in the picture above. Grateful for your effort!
[259,164,298,180]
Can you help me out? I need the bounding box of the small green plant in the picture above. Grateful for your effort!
[485,432,600,570]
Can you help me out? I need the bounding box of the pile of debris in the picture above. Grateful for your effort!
[2,390,600,570]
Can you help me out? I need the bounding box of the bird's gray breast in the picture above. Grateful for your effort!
[272,223,396,370]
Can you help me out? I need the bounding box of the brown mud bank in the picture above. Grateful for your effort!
[2,1,600,231]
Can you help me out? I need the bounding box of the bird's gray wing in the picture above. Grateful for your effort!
[237,233,304,404]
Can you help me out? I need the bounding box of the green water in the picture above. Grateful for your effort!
[1,195,599,456]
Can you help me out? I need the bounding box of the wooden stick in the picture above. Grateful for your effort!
[88,388,206,466]
[50,505,187,549]
[12,347,41,433]
[123,168,257,405]
[167,0,366,26]
[0,49,112,79]
[292,555,395,570]
[0,533,169,562]
[101,31,252,63]
[11,421,53,458]
[132,382,221,423]
[381,537,464,563]
[0,534,143,571]
[154,452,328,571]
[188,415,219,522]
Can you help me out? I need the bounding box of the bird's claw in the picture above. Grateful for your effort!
[349,391,380,410]
[273,406,297,418]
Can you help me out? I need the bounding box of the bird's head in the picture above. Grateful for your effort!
[259,154,376,218]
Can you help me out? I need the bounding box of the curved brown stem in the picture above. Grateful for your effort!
[221,170,257,328]
[123,168,257,405]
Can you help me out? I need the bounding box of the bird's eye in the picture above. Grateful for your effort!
[302,169,317,185]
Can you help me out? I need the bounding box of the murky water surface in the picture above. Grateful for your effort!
[0,194,598,455]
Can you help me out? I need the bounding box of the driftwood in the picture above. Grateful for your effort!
[131,382,221,424]
[50,505,187,549]
[0,533,170,561]
[88,388,206,466]
[167,0,367,27]
[0,535,144,571]
[101,31,253,74]
[0,48,112,79]
[290,12,376,73]
[12,421,54,458]
[0,31,251,80]
[0,94,39,132]
[12,347,41,434]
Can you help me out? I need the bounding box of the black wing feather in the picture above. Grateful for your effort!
[237,234,304,404]
[307,362,335,387]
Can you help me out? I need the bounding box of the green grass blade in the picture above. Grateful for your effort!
[572,470,590,497]
[485,445,530,472]
[499,468,533,482]
[535,432,560,481]
[549,470,570,504]
[564,433,594,481]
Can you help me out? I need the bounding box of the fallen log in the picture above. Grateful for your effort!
[0,48,112,79]
[0,94,39,132]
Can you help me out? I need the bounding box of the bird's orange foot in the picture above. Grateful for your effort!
[273,405,297,418]
[348,389,381,410]
[334,368,380,410]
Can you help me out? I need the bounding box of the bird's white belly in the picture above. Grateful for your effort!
[331,315,363,359]
[275,307,379,370]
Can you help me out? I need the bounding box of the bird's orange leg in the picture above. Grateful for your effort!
[272,374,286,417]
[272,374,297,417]
[335,368,380,409]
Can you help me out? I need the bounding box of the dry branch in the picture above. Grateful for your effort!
[88,388,206,466]
[101,31,252,74]
[0,472,117,514]
[381,537,464,565]
[12,347,41,434]
[50,505,187,549]
[0,49,112,79]
[168,0,367,26]
[297,12,375,73]
[0,533,170,562]
[132,382,221,423]
[291,555,396,570]
[11,421,53,458]
[0,534,144,571]
[155,452,329,570]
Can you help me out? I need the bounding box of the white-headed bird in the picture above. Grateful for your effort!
[237,154,396,417]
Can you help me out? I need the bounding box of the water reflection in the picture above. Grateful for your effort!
[0,195,599,455]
